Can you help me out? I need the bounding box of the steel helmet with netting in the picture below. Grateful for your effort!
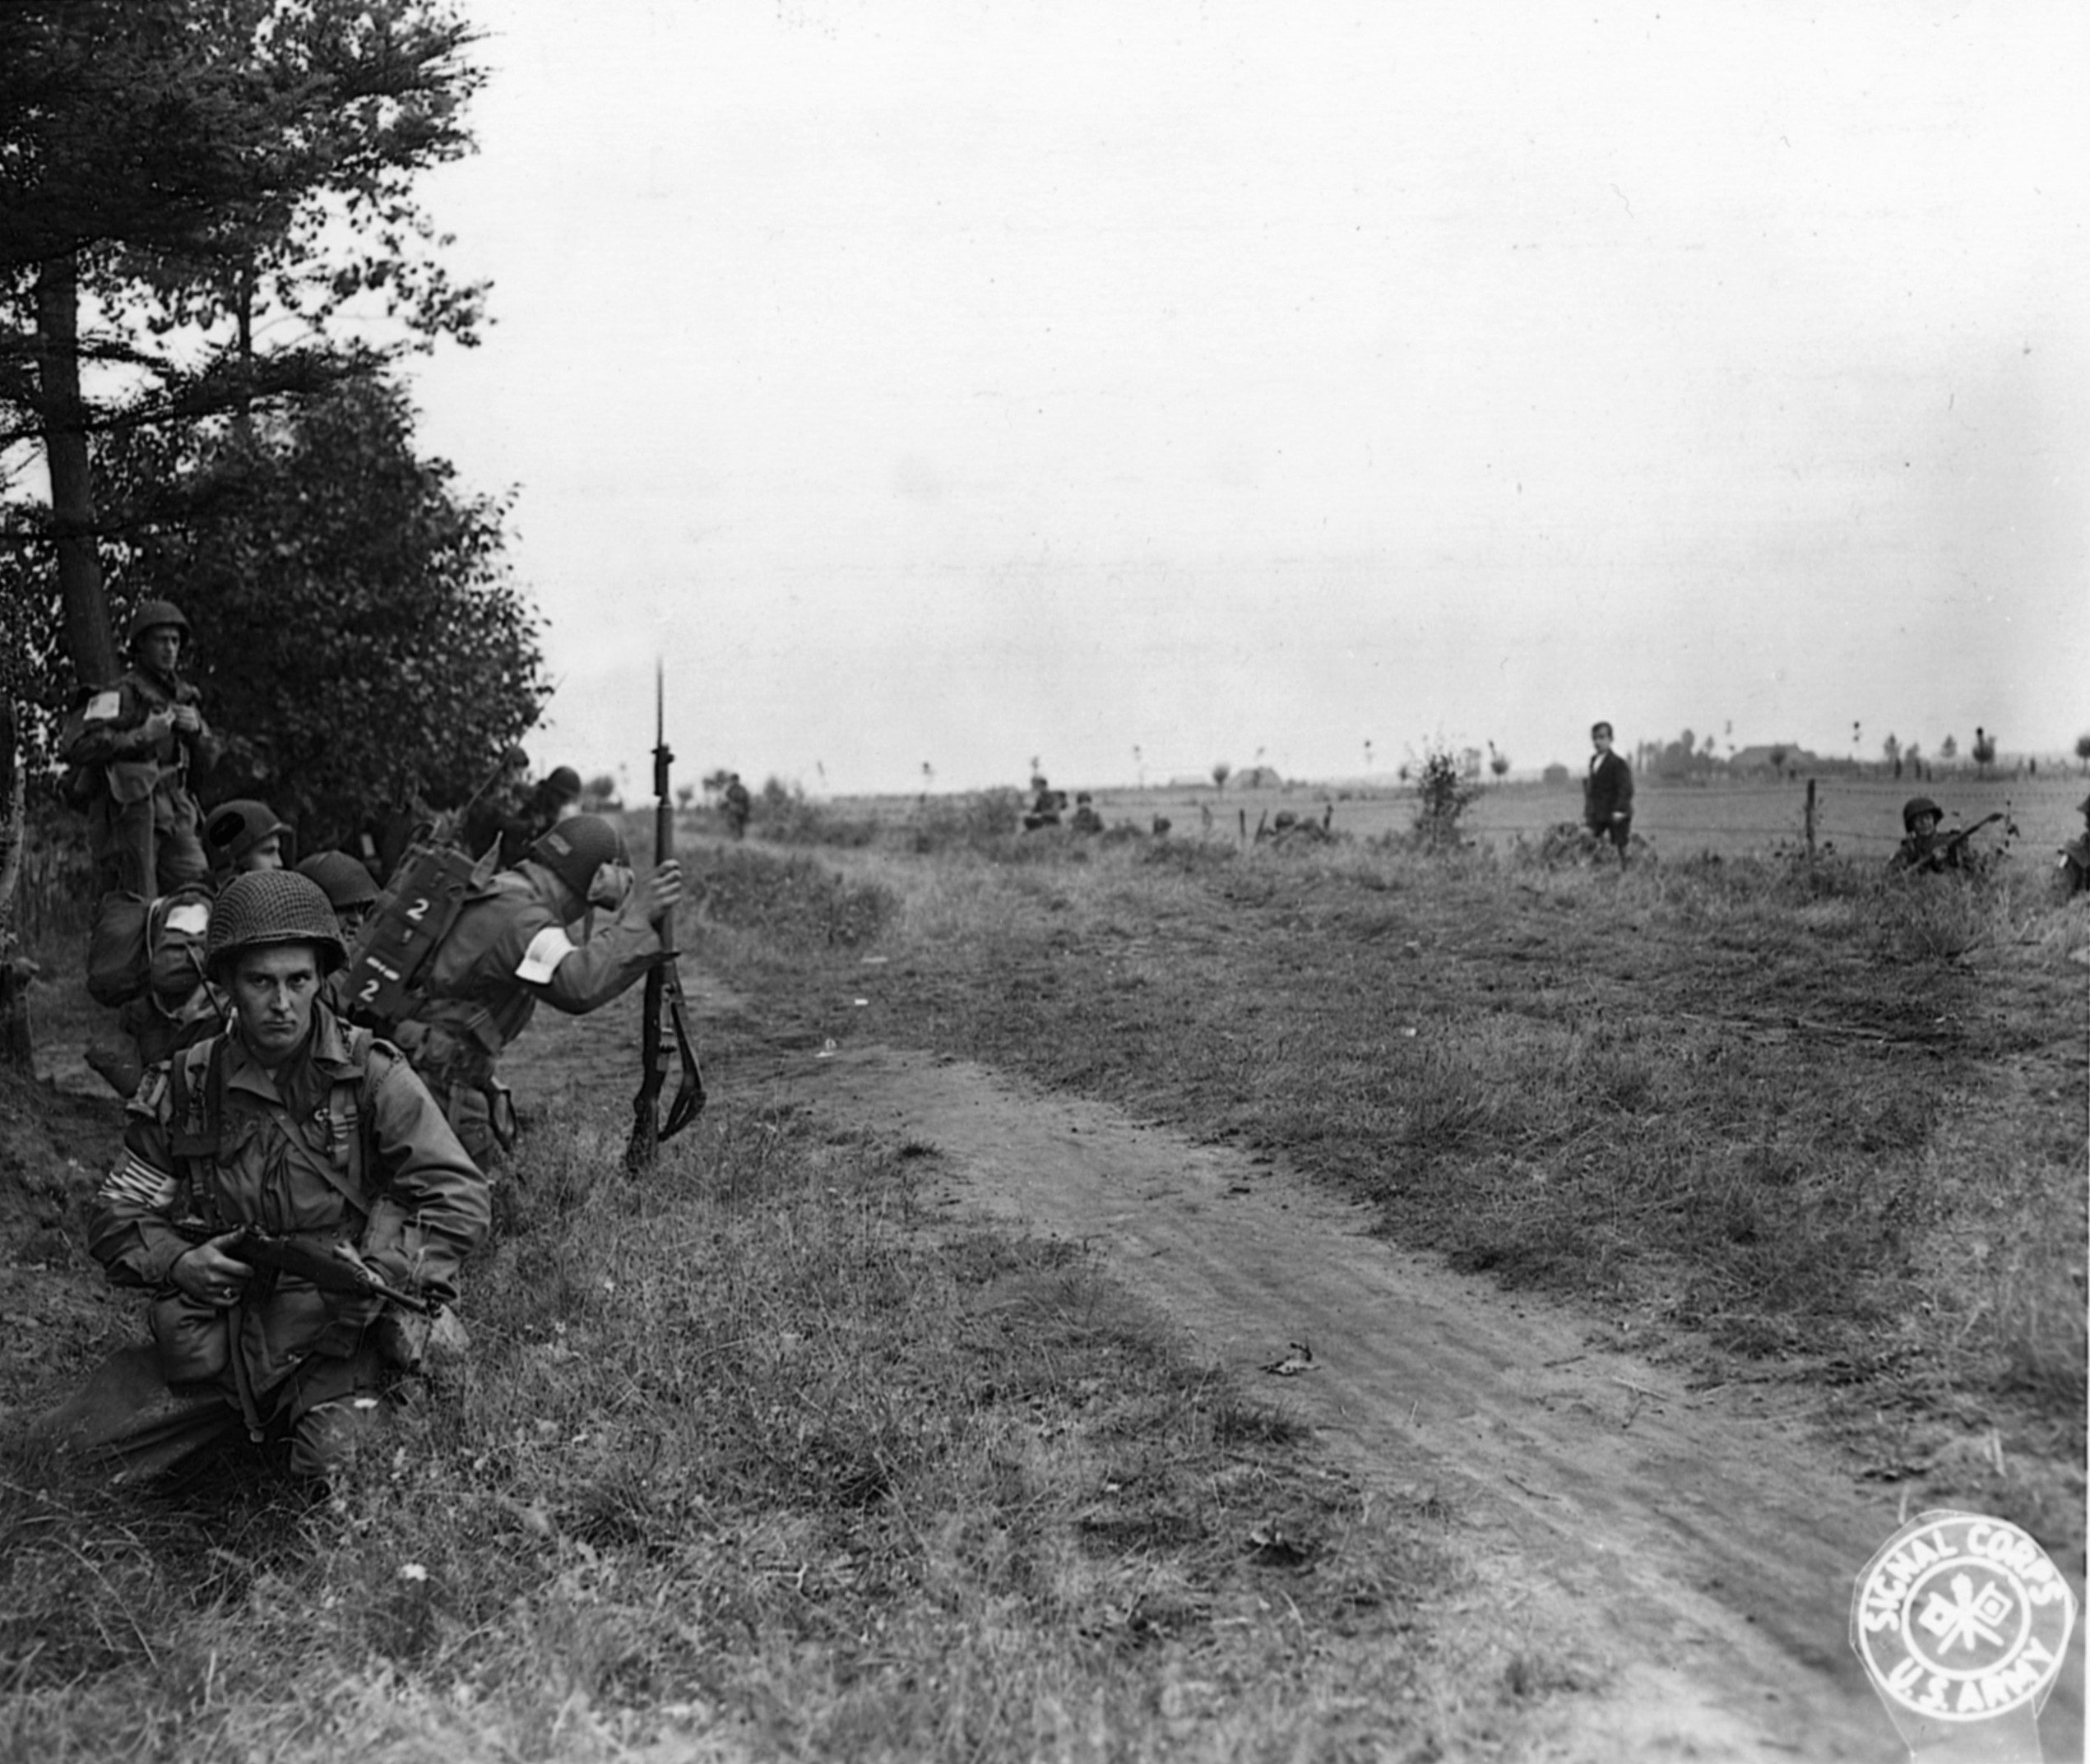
[528,813,628,899]
[1901,795,1944,831]
[205,870,346,982]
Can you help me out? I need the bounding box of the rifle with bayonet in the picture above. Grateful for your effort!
[625,663,706,1170]
[171,1220,434,1314]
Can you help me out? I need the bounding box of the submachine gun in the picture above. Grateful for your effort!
[625,663,706,1170]
[170,1220,435,1315]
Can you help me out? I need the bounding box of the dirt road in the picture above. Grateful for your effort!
[735,1039,2084,1764]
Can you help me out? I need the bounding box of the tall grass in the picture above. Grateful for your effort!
[695,833,2088,1558]
[3,1090,1516,1762]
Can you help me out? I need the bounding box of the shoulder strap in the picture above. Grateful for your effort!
[165,1035,226,1162]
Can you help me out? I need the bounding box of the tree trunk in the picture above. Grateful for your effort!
[33,252,117,689]
[0,696,33,1072]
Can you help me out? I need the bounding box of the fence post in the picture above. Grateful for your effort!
[1804,777,1817,861]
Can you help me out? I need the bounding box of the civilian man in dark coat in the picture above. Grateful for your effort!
[1583,721,1634,861]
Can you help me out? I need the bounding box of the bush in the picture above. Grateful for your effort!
[904,789,1024,852]
[691,845,897,947]
[753,780,880,848]
[1410,743,1481,850]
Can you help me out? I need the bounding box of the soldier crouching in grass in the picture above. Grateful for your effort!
[1889,794,2003,876]
[29,871,489,1491]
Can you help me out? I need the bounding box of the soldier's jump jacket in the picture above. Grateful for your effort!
[401,857,670,1081]
[88,1006,489,1430]
[62,660,219,815]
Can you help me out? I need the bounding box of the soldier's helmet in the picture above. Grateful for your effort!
[205,870,346,983]
[127,599,191,645]
[544,765,582,800]
[529,813,628,900]
[1902,795,1944,831]
[204,799,289,870]
[295,850,379,912]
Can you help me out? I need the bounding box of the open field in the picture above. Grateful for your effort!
[813,772,2090,866]
[684,826,2088,1562]
[2,807,2085,1760]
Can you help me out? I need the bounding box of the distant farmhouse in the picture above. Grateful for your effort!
[1731,743,1820,773]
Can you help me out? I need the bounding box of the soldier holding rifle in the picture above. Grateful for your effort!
[377,813,683,1164]
[1890,796,2001,875]
[30,871,488,1488]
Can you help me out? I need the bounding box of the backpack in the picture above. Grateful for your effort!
[88,885,214,1008]
[146,887,213,1007]
[86,893,152,1006]
[339,841,491,1035]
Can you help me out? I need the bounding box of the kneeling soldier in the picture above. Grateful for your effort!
[31,871,489,1488]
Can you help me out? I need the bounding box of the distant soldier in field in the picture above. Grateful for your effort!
[721,772,752,840]
[60,600,220,898]
[1023,776,1065,831]
[31,871,489,1489]
[1890,796,2000,875]
[1583,721,1634,861]
[1069,793,1104,835]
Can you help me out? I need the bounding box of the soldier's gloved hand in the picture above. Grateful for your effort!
[171,1235,253,1308]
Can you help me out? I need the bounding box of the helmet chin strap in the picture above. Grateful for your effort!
[586,864,633,911]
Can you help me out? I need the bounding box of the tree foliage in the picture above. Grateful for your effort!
[71,377,544,850]
[2,0,488,684]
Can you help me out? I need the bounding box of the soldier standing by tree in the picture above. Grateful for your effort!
[60,601,220,898]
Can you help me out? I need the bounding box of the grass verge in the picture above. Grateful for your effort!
[688,831,2088,1562]
[3,1090,1539,1762]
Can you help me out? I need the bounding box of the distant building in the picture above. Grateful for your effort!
[1731,743,1819,772]
[1541,762,1571,785]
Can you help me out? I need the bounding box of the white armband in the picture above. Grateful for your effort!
[516,924,577,985]
[84,690,122,723]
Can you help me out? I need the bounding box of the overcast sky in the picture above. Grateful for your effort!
[405,0,2088,795]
